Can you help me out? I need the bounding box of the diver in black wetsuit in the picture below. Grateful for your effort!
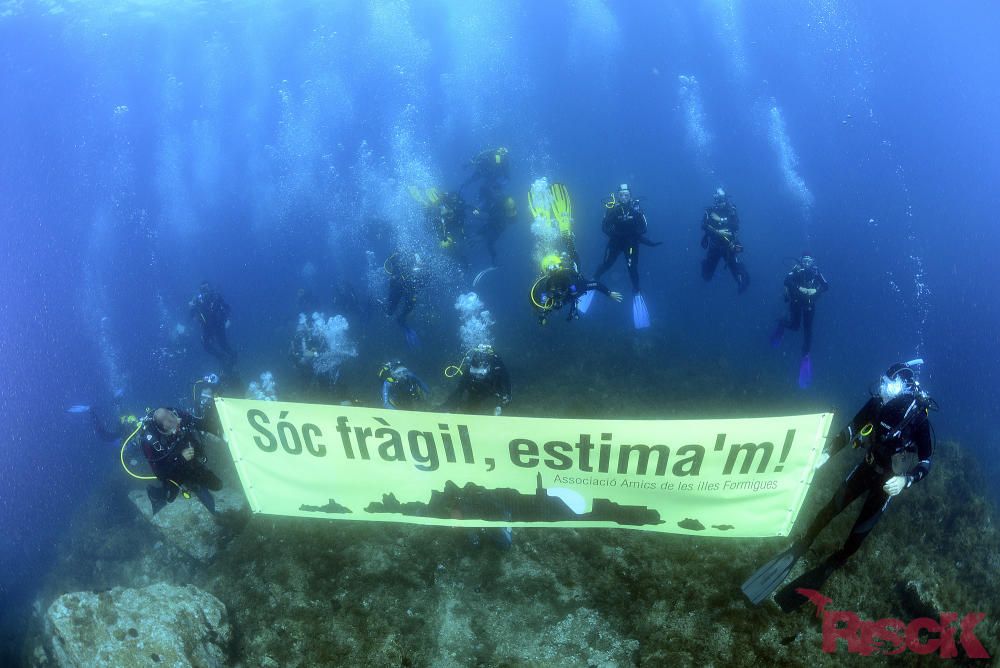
[772,255,829,355]
[382,251,426,345]
[378,359,430,410]
[700,188,749,293]
[442,344,512,416]
[772,360,936,611]
[594,184,661,292]
[189,281,236,370]
[137,407,224,514]
[474,184,518,268]
[530,253,622,324]
[593,184,662,329]
[460,146,510,194]
[429,192,470,272]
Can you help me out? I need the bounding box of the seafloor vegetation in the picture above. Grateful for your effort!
[25,347,1000,666]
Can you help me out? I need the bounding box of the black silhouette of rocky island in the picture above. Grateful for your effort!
[365,473,664,526]
[300,499,352,514]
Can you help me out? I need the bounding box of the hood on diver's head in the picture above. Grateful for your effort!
[878,358,924,403]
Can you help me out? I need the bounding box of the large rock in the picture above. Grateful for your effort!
[43,583,229,668]
[129,485,247,563]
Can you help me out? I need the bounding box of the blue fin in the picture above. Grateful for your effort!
[66,405,91,414]
[472,267,497,287]
[798,354,813,389]
[632,293,650,329]
[769,321,785,348]
[402,325,420,348]
[576,289,595,315]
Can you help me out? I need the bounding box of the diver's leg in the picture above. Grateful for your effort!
[385,280,402,316]
[726,252,749,293]
[593,242,621,281]
[827,481,892,566]
[701,246,722,281]
[783,300,802,331]
[797,464,873,550]
[625,243,640,293]
[397,290,416,327]
[802,304,815,354]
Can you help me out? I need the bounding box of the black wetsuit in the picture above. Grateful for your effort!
[476,184,514,266]
[382,368,430,410]
[594,200,658,293]
[701,202,749,292]
[460,149,510,194]
[444,356,512,415]
[799,395,933,567]
[384,254,424,328]
[532,266,613,323]
[781,264,829,354]
[190,290,236,369]
[432,194,470,271]
[138,409,223,513]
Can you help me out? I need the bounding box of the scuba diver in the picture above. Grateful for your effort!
[296,287,321,314]
[378,359,431,410]
[530,252,623,325]
[442,344,512,416]
[460,147,513,272]
[472,184,518,271]
[459,146,510,194]
[189,281,237,371]
[428,191,470,272]
[593,183,663,329]
[382,251,426,348]
[742,360,936,612]
[700,188,749,293]
[134,407,224,515]
[771,255,829,388]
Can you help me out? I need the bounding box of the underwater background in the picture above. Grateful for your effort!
[1,0,999,665]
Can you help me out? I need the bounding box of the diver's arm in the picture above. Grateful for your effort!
[496,364,512,406]
[816,272,830,293]
[904,422,933,486]
[824,398,880,458]
[638,236,662,247]
[601,209,616,235]
[584,280,611,296]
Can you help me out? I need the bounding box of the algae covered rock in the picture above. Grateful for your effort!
[128,486,247,563]
[43,583,229,667]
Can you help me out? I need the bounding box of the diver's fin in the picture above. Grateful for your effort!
[473,267,497,287]
[769,321,785,348]
[426,187,440,204]
[66,405,92,414]
[576,289,595,315]
[407,185,427,205]
[528,189,552,226]
[194,487,217,515]
[741,545,802,606]
[550,183,572,235]
[632,293,650,329]
[775,560,837,613]
[798,354,813,389]
[402,325,420,349]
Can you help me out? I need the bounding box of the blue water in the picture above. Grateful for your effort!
[2,0,999,660]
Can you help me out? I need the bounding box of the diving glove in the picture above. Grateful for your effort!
[883,475,908,496]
